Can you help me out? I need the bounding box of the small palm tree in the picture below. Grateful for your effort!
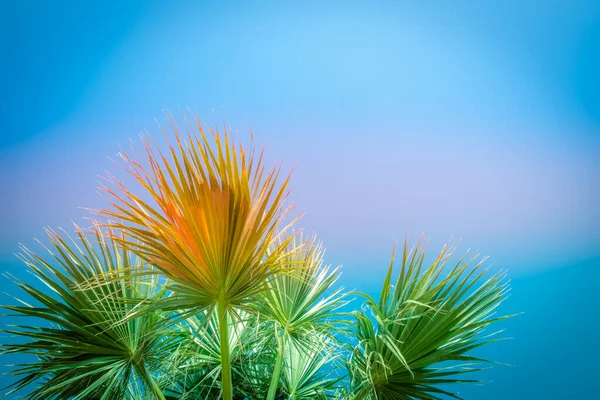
[1,114,514,399]
[1,225,177,400]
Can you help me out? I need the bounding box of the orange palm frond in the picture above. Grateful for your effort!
[97,113,298,310]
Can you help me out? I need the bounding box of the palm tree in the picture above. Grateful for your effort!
[1,225,177,400]
[1,115,514,399]
[97,115,299,400]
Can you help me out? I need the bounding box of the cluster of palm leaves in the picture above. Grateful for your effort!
[1,115,512,399]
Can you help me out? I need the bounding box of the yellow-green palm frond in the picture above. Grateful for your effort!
[348,240,512,400]
[1,224,176,400]
[98,113,298,311]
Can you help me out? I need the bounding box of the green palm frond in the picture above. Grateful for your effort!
[1,225,177,400]
[260,235,347,336]
[347,240,512,400]
[257,234,348,399]
[279,334,344,399]
[160,310,274,399]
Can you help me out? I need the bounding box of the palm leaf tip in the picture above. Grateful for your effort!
[96,113,299,310]
[348,239,513,399]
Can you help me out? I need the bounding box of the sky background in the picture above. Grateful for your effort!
[1,0,599,398]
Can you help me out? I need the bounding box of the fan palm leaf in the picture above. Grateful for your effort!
[97,114,298,399]
[347,240,512,400]
[1,225,177,400]
[279,333,344,399]
[257,235,347,399]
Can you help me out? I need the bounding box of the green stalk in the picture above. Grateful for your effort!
[267,326,287,400]
[148,374,167,400]
[135,360,166,400]
[218,300,233,400]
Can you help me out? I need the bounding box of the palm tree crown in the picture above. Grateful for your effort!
[1,115,514,400]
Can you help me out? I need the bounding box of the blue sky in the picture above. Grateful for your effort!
[1,1,599,398]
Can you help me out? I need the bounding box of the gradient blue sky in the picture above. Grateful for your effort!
[1,1,599,398]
